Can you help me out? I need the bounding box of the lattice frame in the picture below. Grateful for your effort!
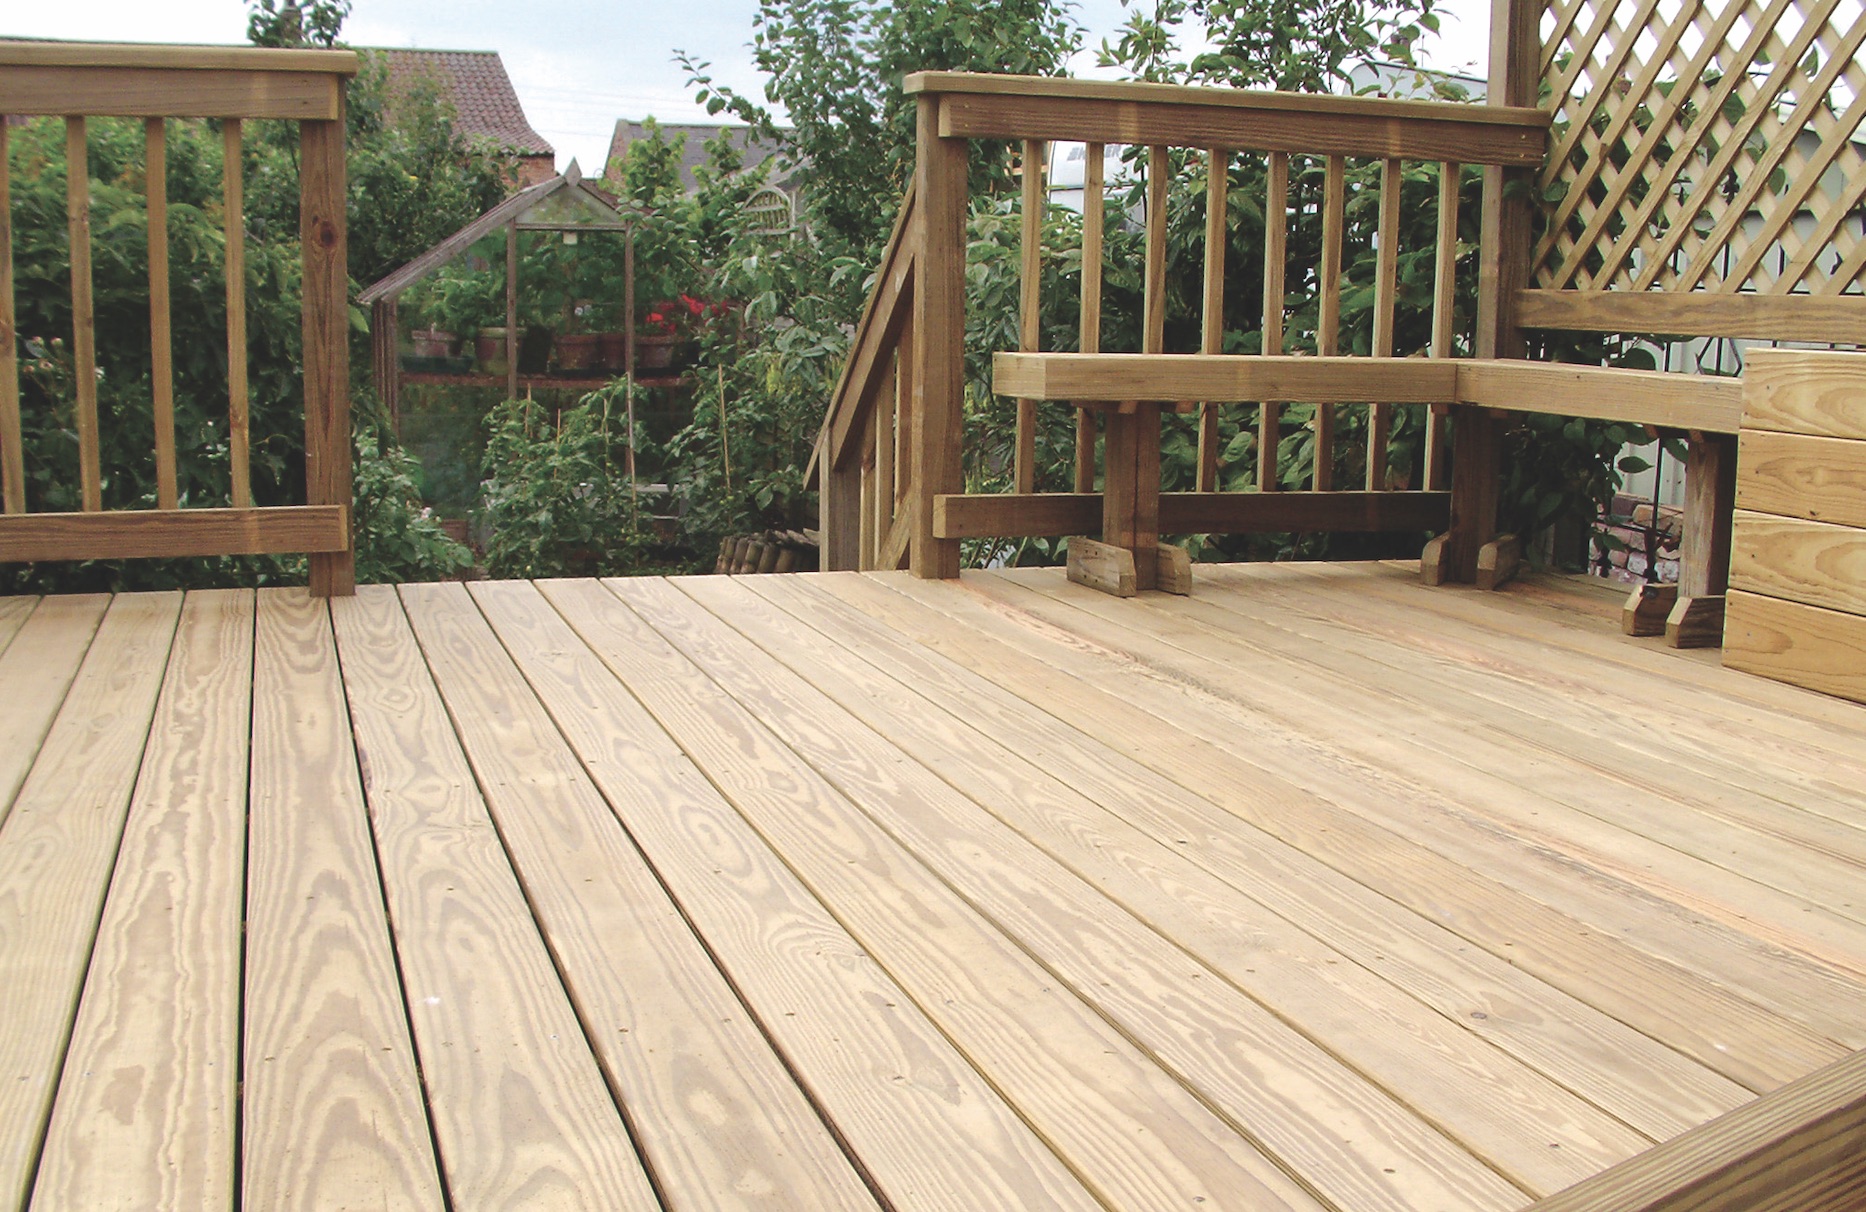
[1533,0,1866,298]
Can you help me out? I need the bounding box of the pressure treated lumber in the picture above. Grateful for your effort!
[0,66,345,121]
[31,590,251,1212]
[1730,511,1866,619]
[749,572,1752,1144]
[1736,430,1866,530]
[528,577,1103,1212]
[616,574,1524,1211]
[1741,350,1866,441]
[932,490,1448,539]
[1456,360,1744,433]
[1724,590,1866,706]
[589,576,1332,1212]
[1515,291,1866,346]
[0,595,107,827]
[300,115,353,596]
[910,97,964,579]
[243,589,441,1210]
[685,574,1652,1197]
[995,352,1458,404]
[0,505,348,563]
[1524,1049,1866,1212]
[0,121,19,516]
[332,587,663,1211]
[0,592,180,1212]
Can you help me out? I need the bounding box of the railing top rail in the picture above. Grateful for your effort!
[905,72,1548,166]
[0,40,359,74]
[904,70,1548,129]
[0,40,356,120]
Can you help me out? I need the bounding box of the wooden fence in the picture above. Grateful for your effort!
[0,42,357,595]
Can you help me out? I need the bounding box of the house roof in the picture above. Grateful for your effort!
[603,121,790,192]
[375,47,553,158]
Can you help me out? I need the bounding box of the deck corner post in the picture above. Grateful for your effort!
[1668,429,1737,648]
[909,94,965,580]
[301,108,354,597]
[1443,0,1539,587]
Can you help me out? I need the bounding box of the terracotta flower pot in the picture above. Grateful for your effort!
[553,332,604,374]
[474,327,523,377]
[634,333,677,372]
[409,328,457,359]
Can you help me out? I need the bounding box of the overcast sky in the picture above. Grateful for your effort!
[3,1,1492,172]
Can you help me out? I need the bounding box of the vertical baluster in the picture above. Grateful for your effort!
[1016,138,1042,494]
[1425,160,1460,491]
[1143,146,1168,354]
[1197,148,1228,493]
[860,406,878,570]
[68,117,101,512]
[1367,157,1401,491]
[147,118,177,511]
[1314,153,1345,492]
[0,121,22,515]
[1259,152,1288,494]
[224,120,251,509]
[1075,142,1103,493]
[877,351,896,557]
[894,317,915,533]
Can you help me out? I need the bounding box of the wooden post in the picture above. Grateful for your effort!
[147,118,177,511]
[1667,430,1737,647]
[1197,147,1228,493]
[1074,142,1103,494]
[68,117,101,513]
[0,120,22,516]
[910,94,965,579]
[301,113,354,596]
[1258,152,1288,494]
[1440,0,1538,585]
[1015,138,1042,495]
[224,120,251,508]
[821,454,862,571]
[506,220,520,400]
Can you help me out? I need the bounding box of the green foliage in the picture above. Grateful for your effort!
[350,399,474,584]
[246,0,351,49]
[476,389,651,578]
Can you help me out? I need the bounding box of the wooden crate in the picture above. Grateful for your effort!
[1723,351,1866,704]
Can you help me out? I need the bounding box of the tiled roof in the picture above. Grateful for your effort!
[603,121,791,193]
[375,48,554,158]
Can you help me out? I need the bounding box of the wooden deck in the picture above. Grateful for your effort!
[3,562,1864,1211]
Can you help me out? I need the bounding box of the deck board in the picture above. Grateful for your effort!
[2,563,1864,1212]
[0,592,180,1211]
[30,590,251,1212]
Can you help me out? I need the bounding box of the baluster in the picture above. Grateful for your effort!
[1314,153,1345,491]
[877,351,896,559]
[1197,148,1228,493]
[148,119,177,511]
[1075,142,1103,493]
[1425,160,1460,491]
[224,121,251,509]
[1367,157,1401,491]
[1143,146,1168,355]
[1016,138,1042,494]
[1259,152,1288,494]
[68,117,101,512]
[0,121,21,515]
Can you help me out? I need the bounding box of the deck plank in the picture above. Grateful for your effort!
[551,577,1329,1212]
[0,592,180,1211]
[501,577,1102,1212]
[405,579,879,1211]
[31,590,252,1212]
[331,586,662,1210]
[0,596,35,652]
[672,573,1644,1199]
[826,571,1847,1094]
[243,588,443,1211]
[0,594,109,827]
[1141,569,1866,943]
[629,574,1536,1209]
[745,573,1752,1141]
[990,568,1866,1044]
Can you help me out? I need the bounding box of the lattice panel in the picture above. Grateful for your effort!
[1534,0,1866,296]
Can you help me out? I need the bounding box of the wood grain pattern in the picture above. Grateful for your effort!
[0,65,344,120]
[0,594,34,651]
[1457,360,1744,432]
[0,42,358,73]
[1515,290,1866,345]
[996,352,1459,404]
[223,121,250,510]
[1741,350,1866,442]
[408,580,870,1211]
[1524,1049,1866,1212]
[243,588,441,1211]
[0,505,347,563]
[531,577,1104,1212]
[332,586,663,1210]
[146,117,176,511]
[932,489,1449,539]
[0,594,107,827]
[1736,430,1866,529]
[1724,589,1866,706]
[590,576,1331,1212]
[31,590,252,1212]
[1260,151,1289,492]
[0,591,181,1211]
[1730,512,1866,619]
[683,573,1647,1199]
[299,117,353,596]
[911,99,964,578]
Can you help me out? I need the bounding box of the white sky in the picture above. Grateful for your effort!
[2,0,1493,172]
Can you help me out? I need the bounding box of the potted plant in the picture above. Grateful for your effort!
[635,304,682,372]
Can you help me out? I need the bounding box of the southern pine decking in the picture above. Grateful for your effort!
[1,564,1864,1212]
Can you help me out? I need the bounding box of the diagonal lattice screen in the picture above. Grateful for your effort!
[1533,0,1866,298]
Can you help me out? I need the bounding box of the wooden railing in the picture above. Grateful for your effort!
[816,71,1556,587]
[0,41,358,595]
